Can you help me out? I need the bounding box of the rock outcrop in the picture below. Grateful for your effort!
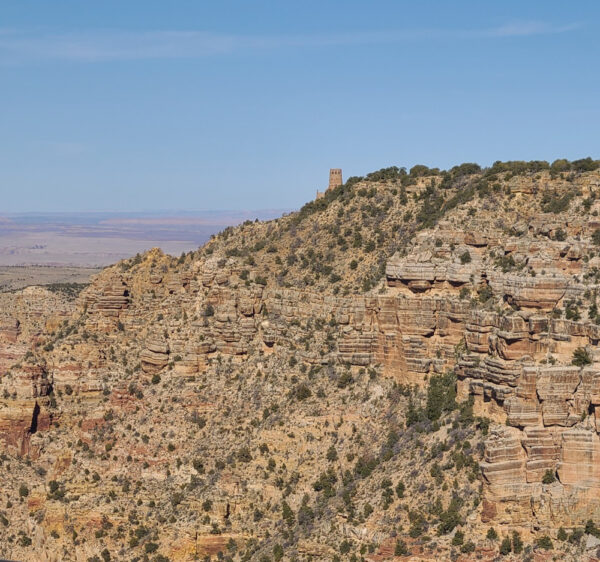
[3,164,600,560]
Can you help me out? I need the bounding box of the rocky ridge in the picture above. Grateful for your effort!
[2,160,600,560]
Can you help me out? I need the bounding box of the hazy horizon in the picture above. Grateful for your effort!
[0,208,285,267]
[1,208,291,218]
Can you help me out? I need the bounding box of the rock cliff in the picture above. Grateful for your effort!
[3,160,600,560]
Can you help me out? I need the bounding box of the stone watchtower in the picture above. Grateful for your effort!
[317,168,343,199]
[328,168,343,190]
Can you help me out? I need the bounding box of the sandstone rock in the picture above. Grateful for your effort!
[140,337,170,373]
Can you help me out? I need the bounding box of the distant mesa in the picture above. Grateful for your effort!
[316,168,343,199]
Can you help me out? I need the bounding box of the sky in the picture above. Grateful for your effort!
[1,1,599,213]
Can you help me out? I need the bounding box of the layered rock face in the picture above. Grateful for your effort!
[62,173,600,535]
[3,166,600,560]
[382,194,600,530]
[0,287,73,372]
[0,287,75,456]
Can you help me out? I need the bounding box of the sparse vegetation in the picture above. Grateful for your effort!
[572,347,592,366]
[2,159,600,560]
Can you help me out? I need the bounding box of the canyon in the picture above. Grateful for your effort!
[2,160,600,560]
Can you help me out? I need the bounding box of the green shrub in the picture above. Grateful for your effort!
[237,447,252,462]
[354,456,379,479]
[326,445,338,462]
[281,501,295,527]
[551,158,571,172]
[394,539,409,555]
[512,531,523,554]
[450,162,481,177]
[585,519,600,537]
[337,372,353,389]
[478,284,493,303]
[535,535,553,550]
[313,468,337,497]
[494,254,516,272]
[408,511,425,538]
[569,527,584,544]
[572,347,592,366]
[452,530,464,546]
[294,383,312,401]
[541,190,572,214]
[273,544,284,561]
[554,228,566,241]
[438,497,462,535]
[542,469,556,484]
[499,535,512,555]
[426,372,457,421]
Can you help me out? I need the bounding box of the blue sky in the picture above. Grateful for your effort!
[1,1,599,212]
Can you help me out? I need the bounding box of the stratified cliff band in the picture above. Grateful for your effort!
[3,159,600,561]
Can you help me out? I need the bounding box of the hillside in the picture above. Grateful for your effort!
[3,158,600,561]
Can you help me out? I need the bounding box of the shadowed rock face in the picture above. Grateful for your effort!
[0,288,72,458]
[3,166,600,560]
